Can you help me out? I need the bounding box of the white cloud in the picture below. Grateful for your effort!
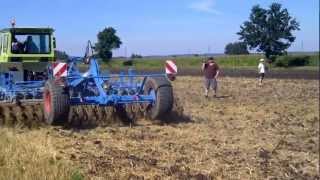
[188,0,221,14]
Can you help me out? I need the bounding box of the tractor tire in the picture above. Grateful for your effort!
[144,77,173,120]
[43,80,69,125]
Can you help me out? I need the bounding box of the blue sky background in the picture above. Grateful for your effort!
[0,0,318,56]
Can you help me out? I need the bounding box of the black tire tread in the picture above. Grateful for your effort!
[44,80,69,125]
[145,77,173,119]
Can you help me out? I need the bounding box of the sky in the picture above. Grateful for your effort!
[0,0,318,56]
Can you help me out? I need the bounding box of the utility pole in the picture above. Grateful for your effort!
[124,46,127,58]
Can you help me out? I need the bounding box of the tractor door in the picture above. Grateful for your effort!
[0,33,9,62]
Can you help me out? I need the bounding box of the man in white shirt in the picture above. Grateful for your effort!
[258,59,266,86]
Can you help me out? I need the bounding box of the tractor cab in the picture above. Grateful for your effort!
[0,27,56,81]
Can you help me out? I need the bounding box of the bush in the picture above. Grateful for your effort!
[131,54,143,59]
[123,60,133,66]
[275,55,310,67]
[225,42,249,55]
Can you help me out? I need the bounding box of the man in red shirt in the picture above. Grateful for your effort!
[202,57,220,98]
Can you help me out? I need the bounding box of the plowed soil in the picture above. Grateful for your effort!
[0,76,319,179]
[111,68,319,80]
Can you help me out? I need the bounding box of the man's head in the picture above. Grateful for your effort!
[208,57,215,63]
[260,58,265,63]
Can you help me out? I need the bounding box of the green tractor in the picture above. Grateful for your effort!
[0,27,56,81]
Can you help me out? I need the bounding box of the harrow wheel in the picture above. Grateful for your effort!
[43,80,69,125]
[144,77,173,120]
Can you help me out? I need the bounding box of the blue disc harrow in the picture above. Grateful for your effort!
[0,41,176,124]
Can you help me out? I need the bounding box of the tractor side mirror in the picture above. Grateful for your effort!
[53,37,56,49]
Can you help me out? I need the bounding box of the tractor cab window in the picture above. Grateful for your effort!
[12,34,50,54]
[3,35,8,54]
[0,36,2,55]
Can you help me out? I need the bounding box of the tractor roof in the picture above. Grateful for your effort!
[0,27,54,34]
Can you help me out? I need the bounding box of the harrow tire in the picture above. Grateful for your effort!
[144,77,173,120]
[43,80,69,125]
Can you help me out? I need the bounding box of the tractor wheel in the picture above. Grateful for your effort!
[43,80,69,125]
[144,77,173,120]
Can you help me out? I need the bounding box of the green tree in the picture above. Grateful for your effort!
[131,53,143,59]
[225,42,249,55]
[95,27,122,62]
[237,3,300,59]
[54,50,69,60]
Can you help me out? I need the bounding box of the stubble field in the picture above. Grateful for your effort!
[0,76,319,180]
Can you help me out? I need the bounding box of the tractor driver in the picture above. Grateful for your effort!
[11,37,23,54]
[24,36,39,53]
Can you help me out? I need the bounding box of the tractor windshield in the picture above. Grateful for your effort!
[11,34,51,54]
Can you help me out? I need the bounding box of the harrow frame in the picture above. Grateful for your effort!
[65,57,166,106]
[0,72,44,103]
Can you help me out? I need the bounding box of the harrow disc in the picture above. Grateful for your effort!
[0,103,44,128]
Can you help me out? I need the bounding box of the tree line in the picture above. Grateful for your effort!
[58,2,300,64]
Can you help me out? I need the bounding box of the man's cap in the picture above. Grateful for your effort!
[260,58,265,62]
